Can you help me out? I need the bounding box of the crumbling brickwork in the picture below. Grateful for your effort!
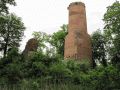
[64,2,92,61]
[22,38,38,56]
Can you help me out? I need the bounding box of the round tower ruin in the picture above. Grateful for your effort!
[64,2,92,61]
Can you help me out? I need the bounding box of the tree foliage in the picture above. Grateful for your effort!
[91,30,107,67]
[32,31,50,53]
[50,24,68,56]
[0,0,16,14]
[0,13,25,56]
[32,24,68,57]
[0,47,23,83]
[103,1,120,63]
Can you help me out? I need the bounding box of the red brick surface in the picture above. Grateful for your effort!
[64,2,92,61]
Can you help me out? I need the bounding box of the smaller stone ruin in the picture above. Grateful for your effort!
[22,38,38,57]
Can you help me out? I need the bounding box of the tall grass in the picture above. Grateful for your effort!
[0,79,93,90]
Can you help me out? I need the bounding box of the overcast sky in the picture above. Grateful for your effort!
[9,0,117,51]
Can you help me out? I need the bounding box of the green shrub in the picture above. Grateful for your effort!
[49,61,72,79]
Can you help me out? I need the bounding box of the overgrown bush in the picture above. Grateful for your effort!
[0,47,24,84]
[0,49,120,89]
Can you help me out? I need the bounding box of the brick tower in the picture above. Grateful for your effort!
[64,2,92,61]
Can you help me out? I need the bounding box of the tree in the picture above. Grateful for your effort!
[103,1,120,63]
[32,31,49,52]
[0,47,24,83]
[50,24,68,56]
[91,30,107,67]
[0,0,16,14]
[0,13,25,57]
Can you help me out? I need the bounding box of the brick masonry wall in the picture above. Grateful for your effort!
[64,2,92,61]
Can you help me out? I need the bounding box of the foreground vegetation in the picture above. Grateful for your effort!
[0,49,120,90]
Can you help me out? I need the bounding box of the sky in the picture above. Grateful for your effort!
[9,0,117,51]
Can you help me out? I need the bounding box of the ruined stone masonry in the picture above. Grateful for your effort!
[22,38,38,56]
[64,2,92,61]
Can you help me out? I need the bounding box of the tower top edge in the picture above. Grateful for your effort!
[68,2,85,9]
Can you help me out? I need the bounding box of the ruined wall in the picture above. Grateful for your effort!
[64,2,92,61]
[22,38,38,56]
